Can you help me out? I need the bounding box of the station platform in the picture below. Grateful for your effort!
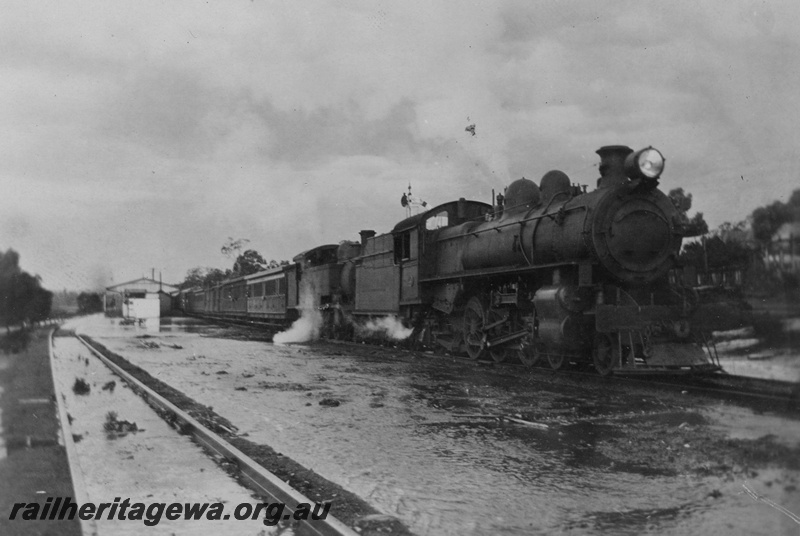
[0,327,81,536]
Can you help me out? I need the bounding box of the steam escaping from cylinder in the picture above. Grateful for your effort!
[356,315,413,341]
[273,281,322,345]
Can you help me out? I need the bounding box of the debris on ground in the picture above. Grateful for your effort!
[354,514,411,535]
[103,411,140,437]
[72,378,91,395]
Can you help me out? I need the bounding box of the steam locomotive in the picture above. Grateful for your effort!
[177,145,721,375]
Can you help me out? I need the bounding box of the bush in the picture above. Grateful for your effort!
[72,378,91,395]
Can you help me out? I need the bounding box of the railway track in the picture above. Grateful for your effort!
[459,353,799,411]
[629,372,800,408]
[68,333,360,536]
[180,313,800,411]
[327,341,799,412]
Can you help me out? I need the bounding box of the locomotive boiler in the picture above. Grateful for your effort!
[357,145,720,374]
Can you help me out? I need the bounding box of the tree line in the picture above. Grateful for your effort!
[0,248,52,330]
[678,187,800,288]
[179,237,289,290]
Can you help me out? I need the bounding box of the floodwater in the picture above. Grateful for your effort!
[65,315,800,536]
[0,355,6,460]
[50,331,280,535]
[714,319,800,381]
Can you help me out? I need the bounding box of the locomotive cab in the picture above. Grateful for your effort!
[394,199,492,309]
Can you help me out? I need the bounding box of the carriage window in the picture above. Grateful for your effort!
[267,279,279,295]
[425,211,449,230]
[394,232,411,263]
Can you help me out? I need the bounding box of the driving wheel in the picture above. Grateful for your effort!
[463,296,486,360]
[592,332,619,376]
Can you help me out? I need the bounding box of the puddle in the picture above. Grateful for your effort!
[717,354,800,383]
[703,405,800,447]
[0,384,5,460]
[0,330,31,354]
[4,435,59,451]
[0,354,9,460]
[619,411,708,428]
[712,315,800,382]
[785,318,800,333]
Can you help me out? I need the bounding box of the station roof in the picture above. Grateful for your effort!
[106,277,178,294]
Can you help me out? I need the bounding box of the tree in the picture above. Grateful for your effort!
[179,267,230,289]
[750,188,800,244]
[266,259,290,269]
[233,250,266,276]
[203,268,229,287]
[668,188,708,237]
[0,248,52,329]
[179,267,208,290]
[752,201,793,243]
[27,286,53,323]
[77,292,103,314]
[680,220,756,274]
[220,237,250,259]
[668,187,693,213]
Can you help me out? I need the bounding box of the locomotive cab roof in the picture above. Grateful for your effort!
[293,244,340,266]
[392,199,492,233]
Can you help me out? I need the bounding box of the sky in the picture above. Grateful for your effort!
[2,0,799,291]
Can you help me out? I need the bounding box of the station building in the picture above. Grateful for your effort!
[104,277,178,319]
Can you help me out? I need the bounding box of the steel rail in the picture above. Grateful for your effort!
[74,334,359,536]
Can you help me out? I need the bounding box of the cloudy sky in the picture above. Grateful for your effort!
[2,0,798,290]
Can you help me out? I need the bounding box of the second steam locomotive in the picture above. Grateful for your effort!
[177,145,721,375]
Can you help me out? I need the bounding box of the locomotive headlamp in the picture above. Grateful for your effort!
[625,146,665,180]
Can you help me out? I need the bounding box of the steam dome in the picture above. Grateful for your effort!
[504,178,540,211]
[540,170,571,201]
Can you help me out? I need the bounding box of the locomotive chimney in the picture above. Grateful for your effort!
[596,145,633,188]
[359,229,376,247]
